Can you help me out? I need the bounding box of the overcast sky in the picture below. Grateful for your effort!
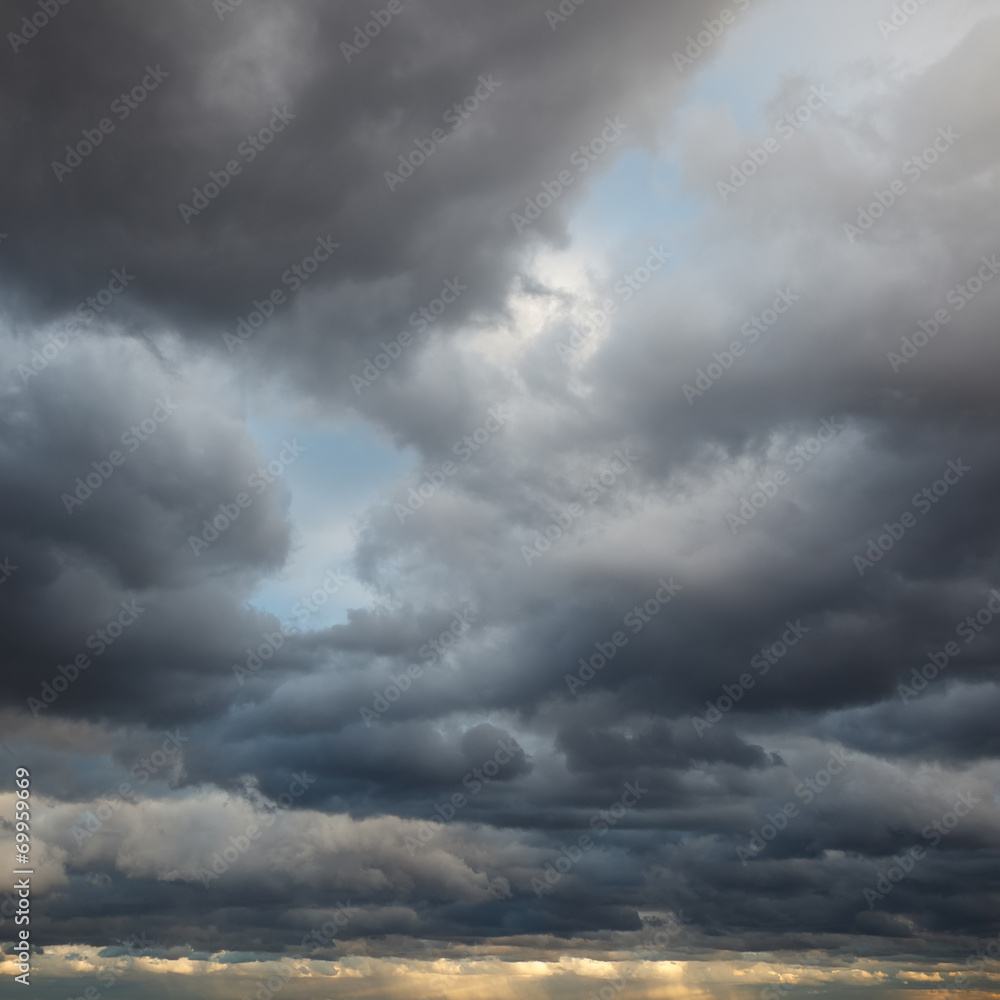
[2,1,1000,998]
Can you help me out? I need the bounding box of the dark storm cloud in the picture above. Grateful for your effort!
[0,0,707,390]
[2,0,1000,977]
[0,331,314,726]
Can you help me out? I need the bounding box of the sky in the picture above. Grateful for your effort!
[1,0,1000,998]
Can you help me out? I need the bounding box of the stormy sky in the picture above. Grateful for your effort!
[1,0,999,997]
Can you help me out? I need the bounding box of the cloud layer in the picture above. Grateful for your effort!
[1,0,999,995]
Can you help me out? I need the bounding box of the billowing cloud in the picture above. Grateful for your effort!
[2,0,999,994]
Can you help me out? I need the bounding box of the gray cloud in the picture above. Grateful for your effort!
[1,0,999,984]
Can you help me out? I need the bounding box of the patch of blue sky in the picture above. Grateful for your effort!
[567,149,697,271]
[242,413,413,629]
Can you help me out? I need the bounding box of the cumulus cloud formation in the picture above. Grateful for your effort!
[2,0,1000,997]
